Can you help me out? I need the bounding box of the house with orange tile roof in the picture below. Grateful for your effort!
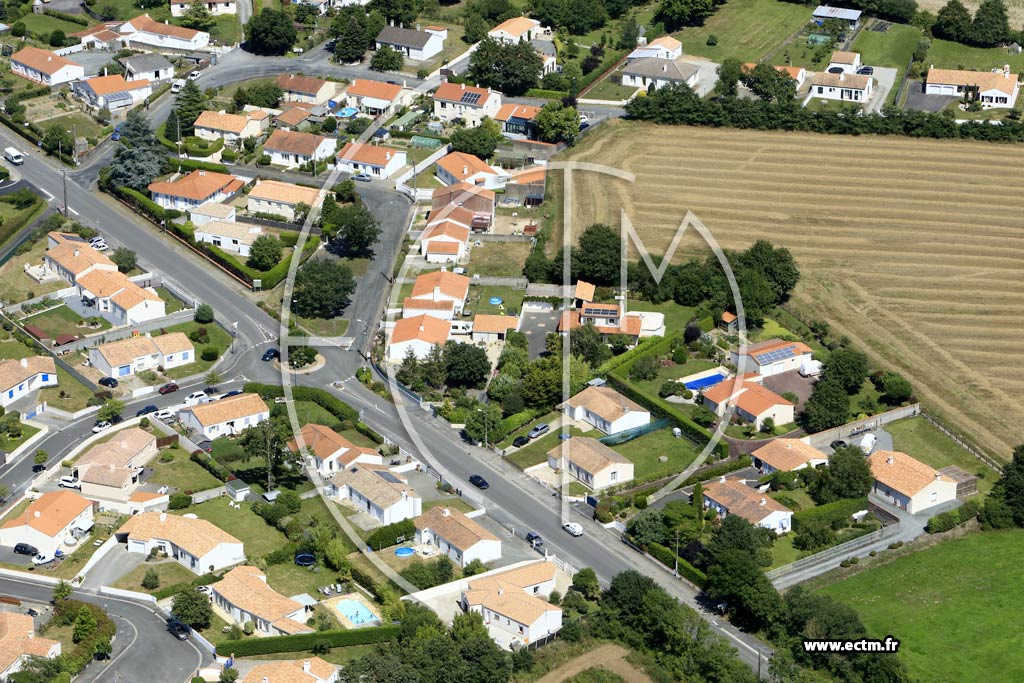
[264,129,336,169]
[119,13,210,51]
[557,309,643,343]
[404,270,469,320]
[335,141,407,179]
[432,81,502,127]
[10,47,83,86]
[75,269,166,326]
[0,491,94,556]
[0,612,61,679]
[194,109,269,144]
[925,66,1019,108]
[69,22,123,50]
[561,385,650,435]
[431,183,495,229]
[275,105,314,130]
[72,427,158,506]
[487,16,541,44]
[436,151,505,189]
[288,423,383,479]
[148,170,244,210]
[752,438,828,475]
[719,310,738,333]
[546,437,634,491]
[118,511,244,574]
[375,24,446,61]
[414,506,501,567]
[388,313,451,360]
[731,338,814,377]
[89,332,194,378]
[868,450,958,513]
[741,63,806,88]
[702,477,793,534]
[72,74,152,110]
[330,464,421,525]
[179,393,270,441]
[246,179,322,221]
[460,559,561,648]
[212,565,314,637]
[345,78,409,116]
[420,219,470,264]
[471,315,518,343]
[494,103,541,138]
[0,356,56,409]
[276,73,335,106]
[701,378,795,431]
[240,657,338,683]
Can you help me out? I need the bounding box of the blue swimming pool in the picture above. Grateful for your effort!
[684,374,727,391]
[334,598,379,626]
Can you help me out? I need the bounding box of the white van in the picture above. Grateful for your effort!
[171,79,186,94]
[3,147,24,165]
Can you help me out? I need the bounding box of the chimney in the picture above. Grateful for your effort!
[497,587,504,596]
[622,404,629,414]
[73,249,80,257]
[104,67,107,77]
[719,476,726,483]
[1004,64,1011,77]
[198,170,205,176]
[935,473,941,481]
[442,508,450,517]
[263,678,268,683]
[433,285,441,298]
[303,661,311,673]
[760,497,766,506]
[159,512,167,522]
[34,511,40,519]
[19,358,27,368]
[886,455,895,465]
[462,165,468,175]
[416,23,421,31]
[419,325,425,332]
[385,151,391,160]
[460,83,465,90]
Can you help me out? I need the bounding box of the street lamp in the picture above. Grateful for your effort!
[476,407,488,448]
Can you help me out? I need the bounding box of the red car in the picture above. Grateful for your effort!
[158,382,179,395]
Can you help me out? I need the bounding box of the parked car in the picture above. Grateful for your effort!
[13,543,37,556]
[469,475,489,490]
[512,436,530,448]
[111,124,122,142]
[98,377,118,388]
[222,390,243,398]
[152,409,174,421]
[25,608,39,617]
[158,382,179,395]
[31,553,54,566]
[185,391,208,406]
[527,423,550,439]
[351,173,372,182]
[188,70,201,81]
[261,348,280,361]
[89,236,105,246]
[830,439,848,451]
[857,66,874,76]
[525,531,543,547]
[58,476,80,490]
[562,522,583,537]
[31,464,45,473]
[91,241,108,251]
[136,405,158,417]
[167,618,191,640]
[92,421,112,433]
[203,386,218,395]
[170,79,186,93]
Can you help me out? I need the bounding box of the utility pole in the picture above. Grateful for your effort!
[674,530,679,578]
[177,118,182,174]
[62,169,68,218]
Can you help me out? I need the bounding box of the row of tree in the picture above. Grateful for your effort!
[934,0,1012,48]
[396,341,493,392]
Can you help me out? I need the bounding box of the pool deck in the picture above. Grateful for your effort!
[324,592,382,629]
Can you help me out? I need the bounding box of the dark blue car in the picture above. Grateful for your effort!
[136,405,158,417]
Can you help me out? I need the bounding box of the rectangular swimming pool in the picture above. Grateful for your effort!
[334,598,379,626]
[684,374,726,391]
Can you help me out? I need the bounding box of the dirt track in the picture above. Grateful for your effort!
[535,644,653,683]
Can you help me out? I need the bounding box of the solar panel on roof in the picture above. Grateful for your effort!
[374,471,403,484]
[460,92,482,105]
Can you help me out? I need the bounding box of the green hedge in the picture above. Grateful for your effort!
[926,498,980,534]
[524,88,569,99]
[44,8,88,24]
[792,497,868,530]
[365,518,415,550]
[116,186,166,223]
[279,232,300,247]
[157,124,226,158]
[597,334,673,375]
[153,572,221,600]
[243,383,384,443]
[163,157,229,174]
[500,409,541,437]
[647,541,707,586]
[680,456,751,488]
[214,625,400,656]
[190,451,232,482]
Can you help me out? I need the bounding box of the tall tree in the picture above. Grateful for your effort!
[810,445,873,504]
[420,344,447,389]
[745,63,797,102]
[572,223,620,285]
[181,0,215,30]
[934,0,973,43]
[443,341,492,388]
[111,247,137,273]
[334,15,369,62]
[716,58,744,98]
[825,347,870,394]
[245,9,297,56]
[535,101,580,144]
[463,12,488,42]
[658,0,714,30]
[326,203,381,255]
[971,0,1011,46]
[292,258,355,318]
[370,45,404,72]
[450,118,504,159]
[171,80,205,137]
[369,0,422,25]
[704,549,783,630]
[802,377,849,433]
[172,587,213,629]
[467,38,543,95]
[247,235,283,271]
[569,322,611,367]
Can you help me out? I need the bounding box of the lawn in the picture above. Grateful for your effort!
[46,113,105,142]
[818,530,1024,683]
[94,0,141,19]
[19,14,88,36]
[198,611,233,647]
[154,287,185,314]
[21,304,110,338]
[0,421,39,453]
[885,416,997,494]
[40,367,95,412]
[611,427,701,481]
[506,427,587,470]
[147,447,223,493]
[585,76,638,102]
[408,21,466,74]
[209,14,240,45]
[752,317,797,342]
[468,284,526,316]
[467,242,532,278]
[677,0,811,63]
[850,23,922,104]
[768,533,803,569]
[295,315,350,338]
[0,198,47,262]
[113,560,197,594]
[768,487,815,512]
[629,358,718,400]
[0,239,65,304]
[626,299,695,336]
[927,38,1024,72]
[180,497,286,559]
[498,410,559,448]
[423,496,474,514]
[161,320,232,379]
[264,561,337,598]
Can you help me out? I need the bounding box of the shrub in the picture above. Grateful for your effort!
[194,303,215,323]
[243,383,383,443]
[706,34,718,46]
[366,519,415,549]
[214,626,399,656]
[634,494,648,510]
[142,567,160,589]
[647,542,707,586]
[168,493,192,509]
[201,347,219,362]
[792,497,867,531]
[190,452,231,481]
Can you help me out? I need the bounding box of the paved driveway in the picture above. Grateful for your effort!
[865,66,898,113]
[81,543,146,589]
[68,51,120,78]
[678,56,721,97]
[763,370,815,410]
[519,309,560,359]
[903,80,959,112]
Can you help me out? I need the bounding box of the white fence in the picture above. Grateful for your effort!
[802,404,921,449]
[395,143,453,202]
[79,537,121,578]
[53,44,85,56]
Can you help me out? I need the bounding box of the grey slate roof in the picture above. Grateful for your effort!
[119,53,173,74]
[376,25,433,50]
[621,57,698,83]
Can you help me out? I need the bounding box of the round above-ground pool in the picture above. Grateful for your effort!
[294,553,316,567]
[338,107,358,118]
[489,297,503,305]
[395,547,414,558]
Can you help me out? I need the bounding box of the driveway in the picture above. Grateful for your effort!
[677,56,720,97]
[68,51,119,78]
[519,309,560,359]
[865,66,898,113]
[81,543,145,589]
[763,370,815,411]
[903,80,958,112]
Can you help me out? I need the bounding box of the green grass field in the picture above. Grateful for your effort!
[586,77,638,101]
[22,304,110,338]
[161,321,232,379]
[469,285,526,315]
[113,560,197,594]
[927,38,1024,71]
[611,427,700,481]
[886,416,996,493]
[41,367,95,411]
[19,14,89,37]
[468,242,532,278]
[626,299,696,336]
[819,530,1024,683]
[851,23,923,105]
[147,447,222,493]
[677,0,810,63]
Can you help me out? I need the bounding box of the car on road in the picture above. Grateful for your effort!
[261,348,280,361]
[185,391,208,406]
[92,421,113,433]
[512,436,530,448]
[91,240,108,251]
[525,531,543,547]
[188,70,201,81]
[136,405,158,417]
[203,386,218,395]
[158,382,179,395]
[562,522,583,537]
[171,79,186,94]
[58,476,80,490]
[14,543,37,556]
[152,409,174,421]
[31,553,54,566]
[31,464,45,473]
[527,423,550,439]
[167,618,191,640]
[222,390,243,398]
[579,113,589,123]
[111,124,122,142]
[830,439,848,451]
[351,173,372,182]
[469,474,489,490]
[857,66,874,76]
[197,585,213,596]
[89,235,105,246]
[98,377,118,388]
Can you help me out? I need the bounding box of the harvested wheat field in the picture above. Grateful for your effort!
[562,119,1024,460]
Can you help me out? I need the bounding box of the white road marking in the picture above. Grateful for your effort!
[40,189,54,201]
[68,208,79,216]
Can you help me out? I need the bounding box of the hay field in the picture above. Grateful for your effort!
[562,120,1024,460]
